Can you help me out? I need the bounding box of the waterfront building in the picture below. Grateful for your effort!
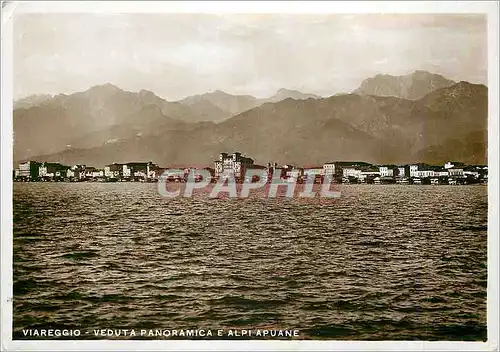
[323,162,336,175]
[397,166,406,178]
[417,170,436,178]
[324,161,372,178]
[342,167,362,179]
[123,161,157,180]
[67,164,86,180]
[66,168,77,179]
[379,166,397,178]
[304,167,325,177]
[448,168,464,177]
[445,161,465,170]
[79,166,101,180]
[148,166,163,180]
[409,165,419,178]
[17,161,41,180]
[463,170,479,178]
[214,152,254,179]
[92,170,104,178]
[39,162,69,179]
[104,163,124,179]
[463,165,482,179]
[435,170,449,177]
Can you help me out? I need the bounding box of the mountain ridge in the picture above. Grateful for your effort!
[16,80,487,167]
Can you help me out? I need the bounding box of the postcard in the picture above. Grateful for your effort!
[1,1,498,351]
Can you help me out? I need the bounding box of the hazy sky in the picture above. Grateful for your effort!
[14,13,487,101]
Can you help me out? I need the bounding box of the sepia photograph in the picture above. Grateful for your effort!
[1,1,499,351]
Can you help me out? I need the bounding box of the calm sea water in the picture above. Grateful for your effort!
[13,183,487,340]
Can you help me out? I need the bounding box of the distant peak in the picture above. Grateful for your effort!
[139,89,156,97]
[102,82,120,89]
[413,70,431,75]
[411,70,446,78]
[88,83,122,92]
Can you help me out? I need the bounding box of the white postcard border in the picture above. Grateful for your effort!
[1,1,498,351]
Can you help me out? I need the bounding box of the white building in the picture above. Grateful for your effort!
[409,165,419,177]
[444,162,455,169]
[417,170,435,178]
[343,168,362,179]
[379,166,394,178]
[92,170,104,178]
[397,167,406,178]
[104,163,124,179]
[214,152,254,179]
[448,168,464,177]
[17,161,40,179]
[39,162,67,178]
[464,170,480,178]
[122,162,155,179]
[323,162,336,175]
[304,167,324,176]
[66,165,85,179]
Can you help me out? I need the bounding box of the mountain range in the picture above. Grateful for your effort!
[13,70,487,167]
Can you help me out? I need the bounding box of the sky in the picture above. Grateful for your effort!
[13,13,487,101]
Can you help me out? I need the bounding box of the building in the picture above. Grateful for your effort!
[323,162,336,175]
[379,166,397,178]
[66,164,86,180]
[324,161,372,178]
[92,170,104,178]
[342,167,362,179]
[79,167,100,180]
[397,167,406,178]
[445,161,465,170]
[39,162,68,179]
[146,166,165,181]
[435,170,449,177]
[303,167,324,177]
[409,165,419,178]
[123,162,157,180]
[448,168,464,177]
[284,166,303,179]
[417,170,435,178]
[104,163,124,179]
[214,152,254,179]
[17,161,41,180]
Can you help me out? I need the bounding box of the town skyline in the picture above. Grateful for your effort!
[14,152,488,187]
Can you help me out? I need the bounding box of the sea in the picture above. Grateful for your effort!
[12,182,488,340]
